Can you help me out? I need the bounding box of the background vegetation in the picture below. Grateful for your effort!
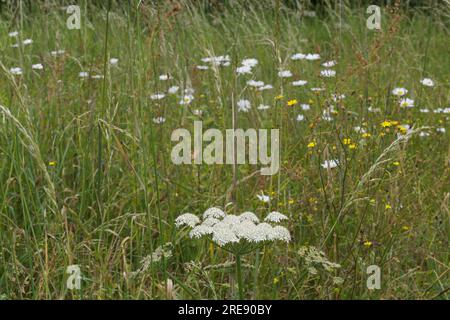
[0,0,448,299]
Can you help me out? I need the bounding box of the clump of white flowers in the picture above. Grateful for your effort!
[176,206,291,298]
[298,246,341,275]
[176,207,291,250]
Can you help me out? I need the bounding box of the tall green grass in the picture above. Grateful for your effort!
[0,0,448,299]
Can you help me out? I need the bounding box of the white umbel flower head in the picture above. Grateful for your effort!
[305,53,320,60]
[189,225,213,238]
[320,69,336,77]
[291,53,306,60]
[292,80,307,86]
[322,60,337,67]
[256,223,278,241]
[202,217,220,227]
[212,225,239,246]
[265,211,288,223]
[247,80,264,87]
[175,213,200,228]
[239,212,259,223]
[236,65,252,75]
[203,207,225,219]
[222,214,240,226]
[278,70,293,78]
[273,226,291,242]
[241,58,258,68]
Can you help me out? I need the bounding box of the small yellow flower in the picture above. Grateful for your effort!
[361,133,371,138]
[273,277,280,285]
[381,121,392,128]
[363,241,373,247]
[288,199,294,205]
[343,138,351,145]
[287,99,298,106]
[275,94,284,100]
[385,204,392,209]
[349,143,357,149]
[392,161,400,166]
[307,141,316,148]
[48,161,57,166]
[397,125,407,134]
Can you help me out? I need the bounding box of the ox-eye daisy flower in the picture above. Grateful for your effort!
[79,71,89,78]
[159,74,171,81]
[399,98,414,108]
[32,63,43,70]
[420,78,435,87]
[237,99,251,112]
[9,67,22,75]
[321,159,339,169]
[150,93,166,100]
[109,58,119,65]
[257,193,270,203]
[392,88,408,96]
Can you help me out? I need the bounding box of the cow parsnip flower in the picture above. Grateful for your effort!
[176,207,291,249]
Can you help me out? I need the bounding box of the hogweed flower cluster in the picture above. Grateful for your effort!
[176,207,291,298]
[176,207,291,254]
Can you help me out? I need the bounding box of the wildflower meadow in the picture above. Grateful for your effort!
[0,0,448,301]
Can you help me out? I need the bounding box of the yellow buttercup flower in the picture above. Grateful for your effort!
[287,99,298,106]
[343,138,351,145]
[385,204,392,209]
[362,133,371,138]
[381,121,392,128]
[307,141,316,148]
[363,241,373,247]
[349,143,357,149]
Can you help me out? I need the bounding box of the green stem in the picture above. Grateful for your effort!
[235,254,244,299]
